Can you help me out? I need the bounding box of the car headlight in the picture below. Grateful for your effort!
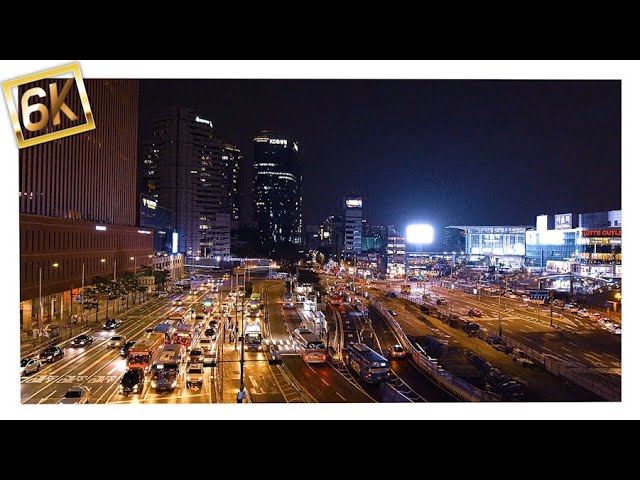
[151,381,157,388]
[171,380,177,388]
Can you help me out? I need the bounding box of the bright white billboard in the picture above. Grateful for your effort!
[406,224,434,244]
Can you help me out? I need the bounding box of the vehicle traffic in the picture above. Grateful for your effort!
[69,334,94,348]
[127,333,164,372]
[20,358,42,376]
[345,343,390,383]
[150,344,186,391]
[292,328,326,363]
[119,368,145,396]
[59,386,91,404]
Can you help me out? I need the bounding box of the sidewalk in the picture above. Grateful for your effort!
[219,325,246,403]
[20,295,156,358]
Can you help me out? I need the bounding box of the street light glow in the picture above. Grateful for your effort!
[100,258,106,263]
[52,263,59,268]
[406,224,434,244]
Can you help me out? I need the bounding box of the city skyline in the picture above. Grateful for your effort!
[139,79,621,232]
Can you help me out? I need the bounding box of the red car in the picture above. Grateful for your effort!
[468,308,483,317]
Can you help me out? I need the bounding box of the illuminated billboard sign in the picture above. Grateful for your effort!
[172,232,178,253]
[581,229,621,238]
[345,198,362,208]
[555,213,573,230]
[142,197,157,210]
[406,224,434,244]
[195,116,213,128]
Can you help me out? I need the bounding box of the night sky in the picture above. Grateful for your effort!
[139,80,620,242]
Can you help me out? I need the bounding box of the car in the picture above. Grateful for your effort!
[388,344,406,359]
[119,368,145,396]
[199,337,214,353]
[204,328,216,338]
[576,309,591,318]
[208,319,218,329]
[612,325,622,335]
[120,340,137,357]
[59,386,91,404]
[189,289,198,295]
[39,346,64,363]
[158,291,169,298]
[103,318,122,330]
[186,364,204,388]
[172,299,184,306]
[468,308,483,317]
[387,309,398,316]
[436,298,448,305]
[189,348,205,364]
[20,357,42,376]
[589,312,602,321]
[107,335,126,349]
[69,334,94,348]
[563,304,580,313]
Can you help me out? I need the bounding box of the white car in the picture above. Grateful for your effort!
[59,386,91,404]
[20,357,42,376]
[576,309,591,318]
[107,335,126,349]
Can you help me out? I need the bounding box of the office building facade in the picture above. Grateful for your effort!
[141,107,228,257]
[19,80,152,331]
[253,131,303,248]
[386,227,406,278]
[445,225,530,268]
[319,215,344,259]
[139,194,175,253]
[343,196,363,260]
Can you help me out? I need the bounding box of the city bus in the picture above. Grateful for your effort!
[345,343,391,383]
[244,320,262,350]
[153,322,178,343]
[127,333,165,372]
[176,323,197,350]
[292,328,326,364]
[150,343,186,391]
[167,310,187,324]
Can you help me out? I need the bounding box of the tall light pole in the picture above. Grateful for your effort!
[130,256,136,275]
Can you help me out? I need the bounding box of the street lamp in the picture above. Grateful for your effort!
[37,262,59,340]
[130,256,137,275]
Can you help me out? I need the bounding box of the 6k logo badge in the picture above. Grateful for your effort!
[2,63,95,148]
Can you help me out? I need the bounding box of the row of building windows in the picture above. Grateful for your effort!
[21,227,151,253]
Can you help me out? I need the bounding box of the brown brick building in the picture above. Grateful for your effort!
[19,79,153,330]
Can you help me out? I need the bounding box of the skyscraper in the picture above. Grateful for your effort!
[19,79,152,331]
[221,143,241,224]
[142,107,230,257]
[253,131,303,249]
[343,196,363,260]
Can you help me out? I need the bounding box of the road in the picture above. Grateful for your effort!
[21,282,218,404]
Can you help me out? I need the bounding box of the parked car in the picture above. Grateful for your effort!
[388,344,406,359]
[107,335,126,349]
[59,386,91,404]
[120,340,137,357]
[20,357,42,376]
[119,368,145,396]
[69,334,94,348]
[103,318,122,330]
[39,346,64,363]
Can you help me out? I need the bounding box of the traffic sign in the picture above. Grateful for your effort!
[528,289,550,300]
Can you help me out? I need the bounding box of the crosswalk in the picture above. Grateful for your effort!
[263,338,295,351]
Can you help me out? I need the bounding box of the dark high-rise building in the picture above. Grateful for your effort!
[222,143,241,224]
[343,196,363,260]
[19,79,152,331]
[319,215,344,260]
[253,131,303,249]
[142,107,229,257]
[362,220,386,253]
[305,225,320,251]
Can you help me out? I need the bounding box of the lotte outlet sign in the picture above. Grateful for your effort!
[581,229,621,238]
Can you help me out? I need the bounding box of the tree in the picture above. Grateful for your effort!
[120,272,139,307]
[245,281,254,297]
[82,286,100,323]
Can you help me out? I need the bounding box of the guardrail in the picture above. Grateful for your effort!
[370,301,495,402]
[390,290,621,402]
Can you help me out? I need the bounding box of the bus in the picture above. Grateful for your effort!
[153,322,178,343]
[176,323,197,350]
[400,284,412,294]
[293,328,326,364]
[127,333,165,372]
[167,310,187,324]
[202,297,215,313]
[150,343,186,391]
[345,343,391,383]
[244,320,262,350]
